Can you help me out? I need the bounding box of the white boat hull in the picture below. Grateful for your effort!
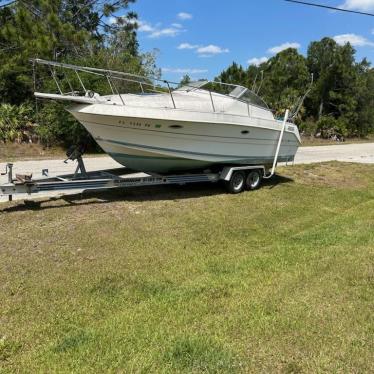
[68,103,300,173]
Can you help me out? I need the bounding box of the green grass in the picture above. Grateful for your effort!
[1,162,373,372]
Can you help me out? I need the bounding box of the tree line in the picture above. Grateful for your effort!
[216,39,374,138]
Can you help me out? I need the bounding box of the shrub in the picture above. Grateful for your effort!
[0,103,35,143]
[36,101,100,150]
[299,119,318,137]
[317,116,349,138]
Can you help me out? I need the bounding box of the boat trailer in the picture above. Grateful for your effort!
[0,153,269,202]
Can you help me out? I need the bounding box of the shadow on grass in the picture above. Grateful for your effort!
[0,174,293,213]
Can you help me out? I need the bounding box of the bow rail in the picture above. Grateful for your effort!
[32,58,271,114]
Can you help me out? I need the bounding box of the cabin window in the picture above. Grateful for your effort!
[241,130,249,135]
[169,125,183,129]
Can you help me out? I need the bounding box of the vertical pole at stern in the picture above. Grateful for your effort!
[263,109,289,179]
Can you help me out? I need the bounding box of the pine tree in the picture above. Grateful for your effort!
[0,0,138,104]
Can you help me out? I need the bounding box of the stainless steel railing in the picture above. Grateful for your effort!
[32,58,270,116]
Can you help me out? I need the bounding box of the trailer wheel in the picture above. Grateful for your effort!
[225,171,245,194]
[245,170,262,190]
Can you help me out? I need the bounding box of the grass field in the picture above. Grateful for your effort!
[1,162,373,372]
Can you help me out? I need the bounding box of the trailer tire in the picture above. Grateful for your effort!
[245,170,262,190]
[225,171,245,194]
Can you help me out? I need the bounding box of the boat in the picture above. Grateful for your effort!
[33,59,301,173]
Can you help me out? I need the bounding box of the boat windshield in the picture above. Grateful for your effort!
[176,80,209,91]
[238,90,269,109]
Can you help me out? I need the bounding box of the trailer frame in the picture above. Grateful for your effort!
[1,155,268,202]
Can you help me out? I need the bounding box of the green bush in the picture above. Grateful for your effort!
[0,101,98,149]
[317,116,349,138]
[35,101,100,150]
[0,103,35,143]
[299,119,318,136]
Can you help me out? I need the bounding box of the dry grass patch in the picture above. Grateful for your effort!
[0,143,66,162]
[0,143,107,162]
[278,161,373,189]
[301,135,374,147]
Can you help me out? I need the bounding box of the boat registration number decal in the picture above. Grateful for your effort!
[118,119,162,129]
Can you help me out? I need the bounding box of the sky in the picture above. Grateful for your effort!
[120,0,374,81]
[0,0,373,81]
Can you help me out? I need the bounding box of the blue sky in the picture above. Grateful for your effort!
[122,0,374,81]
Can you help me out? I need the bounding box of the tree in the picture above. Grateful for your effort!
[259,48,310,114]
[355,60,374,136]
[0,0,154,148]
[217,51,309,116]
[0,0,138,104]
[305,37,370,136]
[216,62,247,86]
[179,74,191,87]
[306,38,356,120]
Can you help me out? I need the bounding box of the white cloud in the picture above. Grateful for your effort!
[196,44,229,57]
[247,41,300,67]
[177,12,193,20]
[149,27,184,38]
[267,42,301,54]
[178,42,200,50]
[340,0,374,11]
[136,20,185,38]
[162,67,208,74]
[177,43,229,57]
[333,33,374,46]
[247,57,269,66]
[137,20,156,33]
